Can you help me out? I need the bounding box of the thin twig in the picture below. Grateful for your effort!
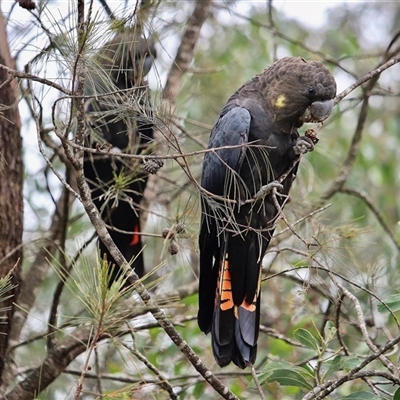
[259,325,306,348]
[270,187,310,247]
[335,294,349,356]
[274,203,332,238]
[97,0,114,20]
[251,364,266,400]
[337,284,398,376]
[334,55,400,104]
[303,369,400,400]
[322,53,400,202]
[339,187,400,252]
[267,0,277,62]
[123,335,178,400]
[63,368,251,385]
[0,63,73,95]
[265,256,400,327]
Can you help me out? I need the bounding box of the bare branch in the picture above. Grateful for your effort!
[338,283,398,376]
[334,55,400,104]
[5,327,103,400]
[304,369,400,400]
[0,63,72,95]
[339,187,400,252]
[123,336,178,400]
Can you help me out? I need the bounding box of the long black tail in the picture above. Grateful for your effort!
[83,153,148,280]
[213,234,261,369]
[198,217,264,368]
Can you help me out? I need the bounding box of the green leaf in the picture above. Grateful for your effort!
[377,294,400,313]
[294,328,320,352]
[336,391,382,400]
[292,259,309,268]
[325,355,344,376]
[325,355,361,377]
[393,387,400,400]
[260,361,313,390]
[342,356,361,371]
[323,321,337,343]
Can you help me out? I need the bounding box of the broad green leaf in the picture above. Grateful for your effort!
[260,361,313,390]
[325,355,361,377]
[342,356,361,371]
[261,368,312,390]
[394,387,400,400]
[377,294,400,313]
[294,328,320,352]
[325,355,344,376]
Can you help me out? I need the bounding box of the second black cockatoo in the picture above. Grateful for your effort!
[84,32,156,280]
[198,57,336,368]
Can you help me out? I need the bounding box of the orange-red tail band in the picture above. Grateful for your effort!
[129,224,141,246]
[220,258,234,311]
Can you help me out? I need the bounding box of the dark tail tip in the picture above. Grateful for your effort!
[212,314,257,369]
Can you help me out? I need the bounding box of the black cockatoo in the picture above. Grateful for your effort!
[198,57,336,368]
[84,32,156,280]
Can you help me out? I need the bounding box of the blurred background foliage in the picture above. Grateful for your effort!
[2,0,400,399]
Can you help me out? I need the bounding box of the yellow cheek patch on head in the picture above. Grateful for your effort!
[274,94,287,108]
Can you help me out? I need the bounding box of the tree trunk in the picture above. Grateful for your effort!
[0,5,23,384]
